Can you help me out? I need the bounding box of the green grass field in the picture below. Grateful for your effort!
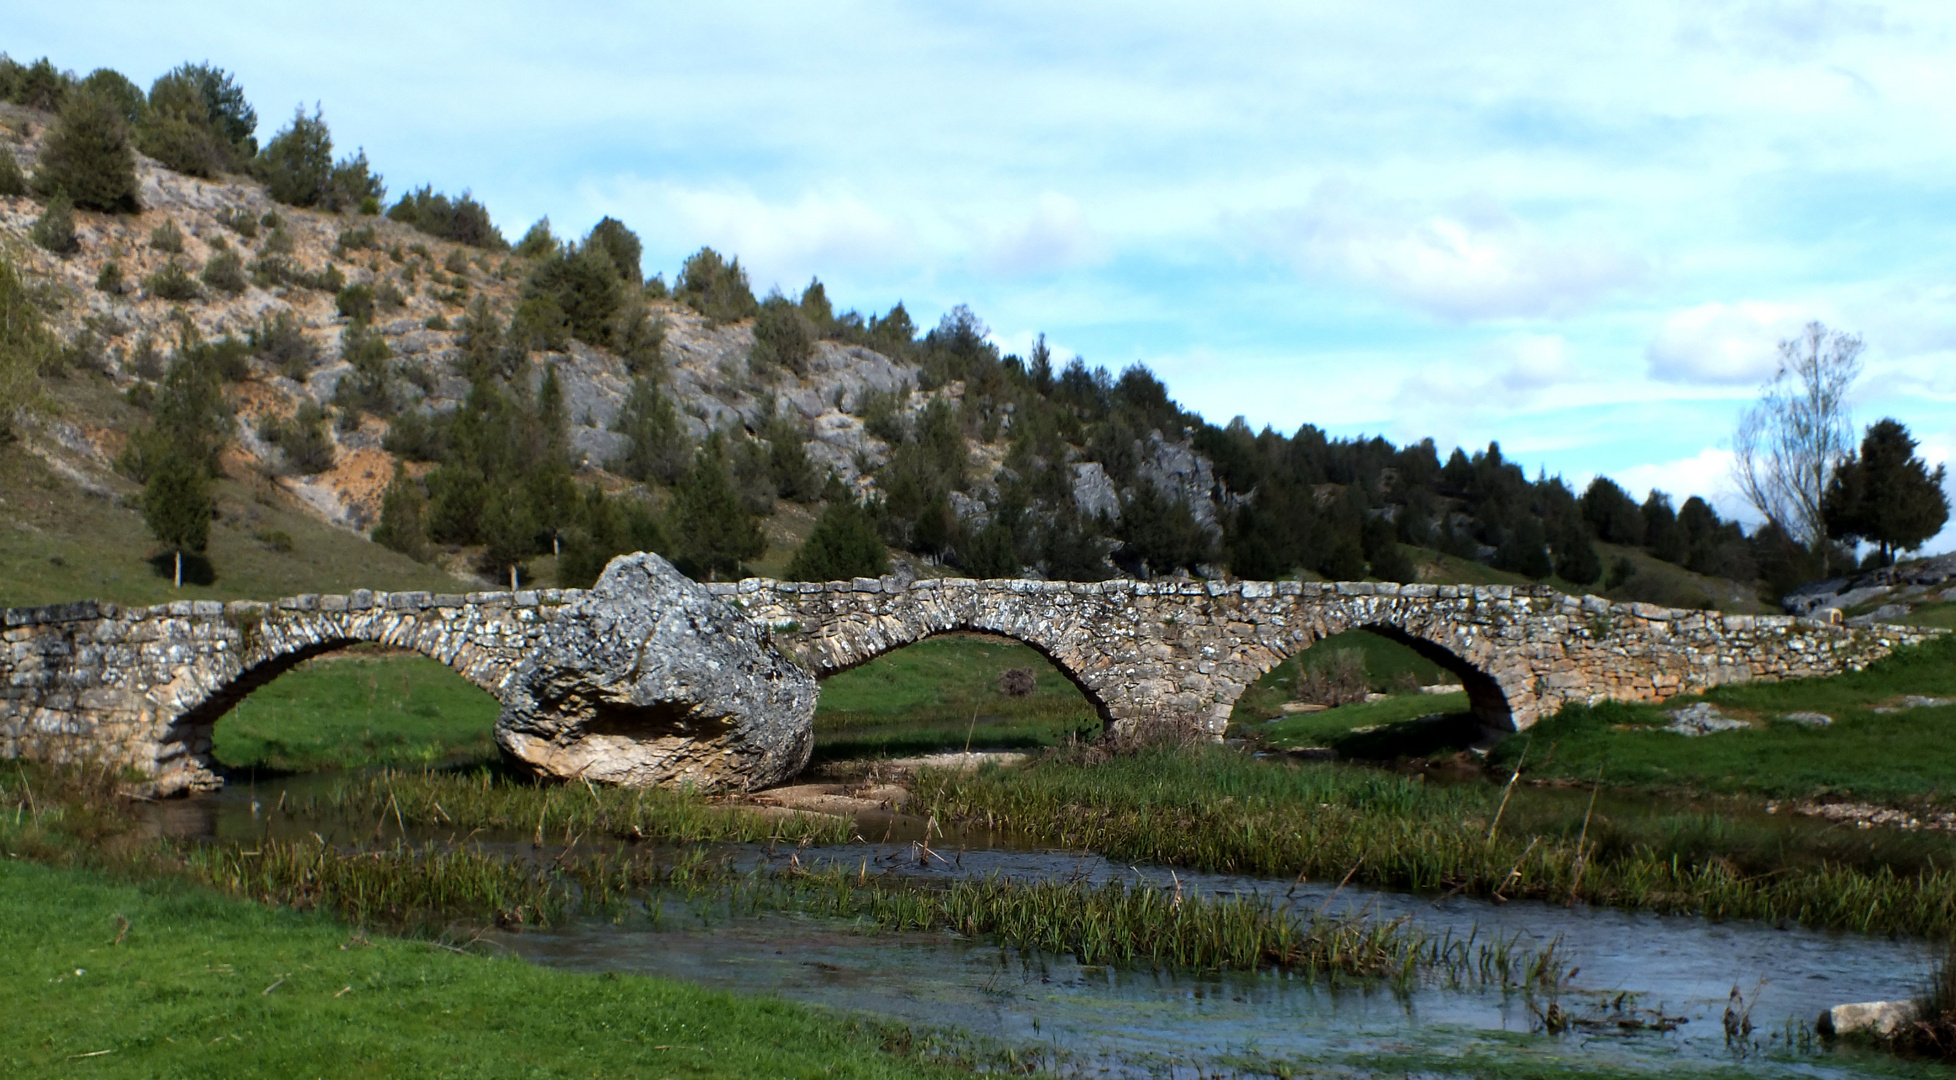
[1487,633,1956,806]
[813,633,1101,760]
[0,419,472,609]
[1247,691,1478,758]
[0,859,969,1080]
[212,649,502,773]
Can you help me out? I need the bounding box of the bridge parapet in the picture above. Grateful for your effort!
[1,575,1939,793]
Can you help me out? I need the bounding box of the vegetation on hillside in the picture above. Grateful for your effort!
[0,46,1943,610]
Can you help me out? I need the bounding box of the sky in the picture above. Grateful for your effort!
[13,1,1956,551]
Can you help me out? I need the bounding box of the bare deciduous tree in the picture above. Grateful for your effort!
[1733,322,1863,550]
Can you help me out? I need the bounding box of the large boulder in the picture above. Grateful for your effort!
[495,553,815,790]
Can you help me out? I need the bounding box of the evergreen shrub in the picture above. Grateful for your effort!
[0,147,25,196]
[30,189,79,254]
[200,248,248,295]
[32,90,139,211]
[143,258,200,301]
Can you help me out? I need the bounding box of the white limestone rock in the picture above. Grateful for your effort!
[1817,1000,1918,1038]
[494,553,815,791]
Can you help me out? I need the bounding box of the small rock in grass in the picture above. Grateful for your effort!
[1817,1000,1918,1038]
[1779,712,1833,727]
[1664,701,1750,736]
[1873,695,1954,714]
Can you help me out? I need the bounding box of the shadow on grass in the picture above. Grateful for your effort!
[1324,710,1485,761]
[147,550,216,586]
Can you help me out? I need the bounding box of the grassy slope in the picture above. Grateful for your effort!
[813,632,1100,759]
[0,859,962,1080]
[1489,634,1956,806]
[0,383,472,609]
[1407,542,1772,615]
[212,651,501,773]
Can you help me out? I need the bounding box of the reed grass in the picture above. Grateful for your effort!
[910,745,1956,938]
[305,766,856,845]
[175,832,1565,986]
[2,764,1562,987]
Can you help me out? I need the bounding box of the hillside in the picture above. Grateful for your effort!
[0,58,1784,612]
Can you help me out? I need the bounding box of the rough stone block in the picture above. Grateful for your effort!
[497,553,813,792]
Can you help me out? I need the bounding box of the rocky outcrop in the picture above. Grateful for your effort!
[1784,553,1956,623]
[494,553,815,791]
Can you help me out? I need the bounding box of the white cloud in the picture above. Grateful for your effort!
[1262,186,1647,321]
[1491,334,1577,391]
[976,193,1106,277]
[1609,447,1752,519]
[1644,300,1817,384]
[599,181,924,289]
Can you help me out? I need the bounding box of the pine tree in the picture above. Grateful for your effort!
[609,377,691,484]
[1823,419,1950,565]
[0,256,55,439]
[143,452,211,588]
[557,486,665,588]
[0,146,25,197]
[253,106,334,206]
[670,433,765,581]
[29,189,77,254]
[119,337,233,481]
[370,463,430,561]
[785,496,889,581]
[961,518,1021,579]
[32,90,139,212]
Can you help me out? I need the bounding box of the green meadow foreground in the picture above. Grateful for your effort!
[0,860,973,1080]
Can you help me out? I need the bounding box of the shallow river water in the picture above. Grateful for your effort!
[162,776,1948,1078]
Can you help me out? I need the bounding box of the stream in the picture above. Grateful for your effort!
[148,773,1947,1078]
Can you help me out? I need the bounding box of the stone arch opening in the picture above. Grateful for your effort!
[1352,623,1514,734]
[1234,621,1515,755]
[169,636,505,779]
[807,629,1106,764]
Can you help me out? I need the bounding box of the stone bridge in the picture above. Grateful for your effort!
[723,577,1933,736]
[0,576,1933,794]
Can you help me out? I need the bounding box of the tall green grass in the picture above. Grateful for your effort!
[1,763,1559,987]
[1488,634,1956,805]
[911,745,1956,938]
[310,767,856,845]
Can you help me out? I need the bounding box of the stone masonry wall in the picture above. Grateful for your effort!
[1,589,580,795]
[722,577,1938,737]
[1,575,1937,793]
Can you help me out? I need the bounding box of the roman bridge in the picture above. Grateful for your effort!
[0,575,1931,795]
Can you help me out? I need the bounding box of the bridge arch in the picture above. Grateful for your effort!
[151,610,529,791]
[1242,619,1515,734]
[811,625,1117,726]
